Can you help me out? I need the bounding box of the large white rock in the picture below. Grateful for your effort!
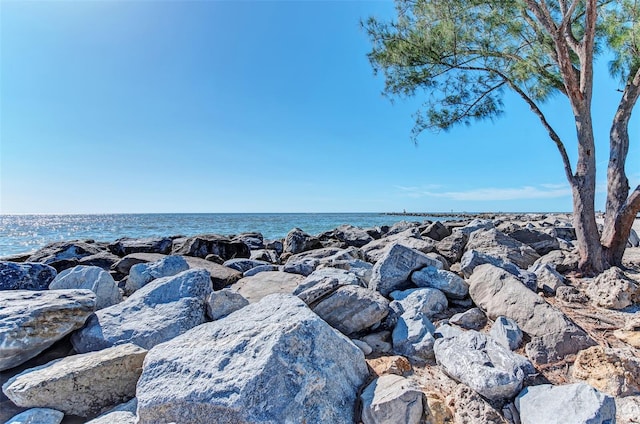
[2,343,146,418]
[411,265,468,299]
[360,374,424,424]
[515,383,616,424]
[205,288,249,320]
[434,330,534,401]
[71,269,212,353]
[49,265,122,310]
[465,229,540,269]
[136,294,369,424]
[0,289,96,371]
[231,270,304,303]
[126,255,189,293]
[587,266,640,310]
[370,243,442,296]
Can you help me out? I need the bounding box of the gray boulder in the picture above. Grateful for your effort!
[460,250,537,291]
[528,262,566,295]
[311,285,389,335]
[206,289,249,320]
[435,230,468,263]
[370,243,442,296]
[222,258,271,273]
[392,312,436,362]
[108,237,173,257]
[319,224,375,248]
[421,221,451,241]
[411,265,468,299]
[360,374,424,424]
[183,256,242,290]
[362,229,436,263]
[515,383,615,424]
[533,249,580,274]
[390,288,448,319]
[434,331,534,401]
[283,228,322,254]
[249,249,279,263]
[587,266,639,310]
[86,398,137,424]
[243,264,280,277]
[294,267,363,305]
[469,264,595,364]
[135,294,369,424]
[0,262,57,291]
[27,241,103,271]
[0,289,96,371]
[71,269,212,353]
[49,265,122,310]
[172,234,250,260]
[507,228,560,255]
[231,270,304,303]
[77,251,121,271]
[628,229,640,247]
[447,385,508,424]
[490,316,523,350]
[2,343,146,418]
[284,247,362,276]
[449,307,487,330]
[465,229,540,269]
[3,408,64,424]
[126,255,189,293]
[111,253,166,275]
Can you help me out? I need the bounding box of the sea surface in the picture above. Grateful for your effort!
[0,213,449,257]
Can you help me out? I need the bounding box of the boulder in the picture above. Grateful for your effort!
[49,266,121,310]
[77,251,121,271]
[449,307,487,330]
[447,385,508,424]
[0,261,57,291]
[0,289,96,371]
[490,316,523,350]
[26,241,104,272]
[2,343,146,418]
[360,374,425,424]
[232,232,265,250]
[319,224,375,248]
[515,383,615,424]
[294,267,363,305]
[183,256,242,290]
[222,258,271,273]
[465,229,540,269]
[389,288,448,319]
[311,285,389,335]
[362,332,393,354]
[243,264,280,277]
[460,250,537,291]
[352,339,373,355]
[507,228,560,255]
[86,398,137,424]
[231,270,304,303]
[533,249,580,273]
[435,230,468,263]
[126,255,189,293]
[411,266,468,299]
[362,229,436,263]
[108,237,173,257]
[587,266,639,310]
[284,247,361,276]
[572,346,640,397]
[3,408,64,424]
[392,312,436,362]
[468,264,595,364]
[206,289,249,320]
[172,234,250,260]
[71,269,211,353]
[249,249,279,263]
[528,262,566,295]
[421,221,451,241]
[111,253,166,275]
[283,228,322,254]
[434,331,534,401]
[135,294,369,424]
[370,243,442,296]
[386,221,420,236]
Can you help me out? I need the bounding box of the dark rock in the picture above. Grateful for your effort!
[507,228,560,255]
[172,234,250,260]
[183,256,242,290]
[318,224,374,248]
[0,262,57,291]
[77,252,121,271]
[27,241,104,272]
[283,228,323,255]
[111,253,167,275]
[435,230,468,263]
[108,237,173,257]
[421,221,451,241]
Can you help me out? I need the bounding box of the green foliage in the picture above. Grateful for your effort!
[364,0,638,138]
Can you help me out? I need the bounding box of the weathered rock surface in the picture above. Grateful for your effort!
[465,229,540,269]
[77,251,121,271]
[572,346,640,397]
[312,285,389,335]
[136,294,369,424]
[284,247,361,276]
[86,398,137,424]
[390,288,448,320]
[435,230,468,264]
[111,253,166,275]
[616,396,640,424]
[468,264,595,364]
[411,265,468,299]
[3,408,64,424]
[533,249,580,273]
[0,290,96,371]
[392,312,436,363]
[370,243,442,296]
[183,256,242,290]
[2,343,146,418]
[27,241,104,271]
[529,262,565,295]
[490,316,523,350]
[319,224,375,248]
[507,228,560,255]
[172,234,250,260]
[362,331,393,354]
[587,266,639,310]
[360,374,424,424]
[421,221,451,241]
[447,385,508,424]
[206,288,249,320]
[108,237,173,257]
[460,250,537,291]
[362,229,436,263]
[222,258,271,273]
[449,307,487,330]
[71,269,211,353]
[49,266,121,310]
[283,228,322,254]
[232,270,304,303]
[126,255,189,293]
[294,267,362,305]
[515,383,615,424]
[0,262,57,291]
[366,355,412,377]
[434,331,534,401]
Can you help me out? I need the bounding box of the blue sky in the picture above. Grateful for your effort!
[1,0,638,214]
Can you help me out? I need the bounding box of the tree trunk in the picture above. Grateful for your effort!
[602,187,640,265]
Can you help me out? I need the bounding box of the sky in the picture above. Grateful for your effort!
[1,0,638,214]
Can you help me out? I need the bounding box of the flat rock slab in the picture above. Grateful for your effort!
[515,383,615,424]
[469,264,595,364]
[0,262,57,291]
[136,294,369,424]
[434,330,534,401]
[71,269,211,353]
[3,343,146,418]
[0,289,96,371]
[232,270,304,303]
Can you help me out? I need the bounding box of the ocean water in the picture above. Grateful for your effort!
[0,213,447,257]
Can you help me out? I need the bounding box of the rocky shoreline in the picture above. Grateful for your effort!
[1,213,639,423]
